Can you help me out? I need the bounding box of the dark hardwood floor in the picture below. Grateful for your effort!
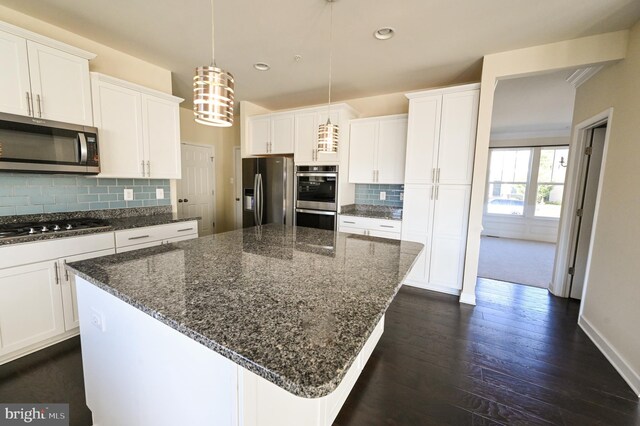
[0,278,637,425]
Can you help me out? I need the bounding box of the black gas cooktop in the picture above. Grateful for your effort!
[0,218,110,240]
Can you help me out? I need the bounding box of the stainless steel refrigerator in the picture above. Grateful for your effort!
[242,157,294,227]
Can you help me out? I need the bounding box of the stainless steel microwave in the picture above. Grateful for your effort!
[0,112,100,175]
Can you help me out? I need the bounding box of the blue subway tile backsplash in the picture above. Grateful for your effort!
[0,173,171,217]
[354,184,404,208]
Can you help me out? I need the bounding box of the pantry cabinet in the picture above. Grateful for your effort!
[348,114,407,184]
[91,73,183,179]
[0,24,94,125]
[402,84,479,295]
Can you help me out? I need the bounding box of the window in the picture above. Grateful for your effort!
[486,149,530,215]
[486,146,568,219]
[535,147,568,218]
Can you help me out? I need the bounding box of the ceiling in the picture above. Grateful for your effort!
[1,0,639,110]
[491,70,579,138]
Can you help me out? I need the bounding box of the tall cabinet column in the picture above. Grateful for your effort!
[401,84,480,296]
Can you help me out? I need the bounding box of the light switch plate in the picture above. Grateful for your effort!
[156,188,164,199]
[380,191,386,201]
[124,188,134,201]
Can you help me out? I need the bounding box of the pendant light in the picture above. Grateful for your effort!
[193,0,235,127]
[317,0,339,153]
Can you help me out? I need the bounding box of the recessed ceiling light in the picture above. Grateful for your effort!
[253,62,270,71]
[374,27,395,40]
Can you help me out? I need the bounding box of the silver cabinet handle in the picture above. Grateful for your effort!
[128,235,150,240]
[380,224,394,228]
[343,220,356,224]
[177,227,194,232]
[431,186,434,200]
[141,161,145,176]
[432,168,436,182]
[36,94,42,117]
[435,185,439,200]
[63,260,69,281]
[146,161,151,177]
[436,168,440,183]
[54,262,60,285]
[372,170,376,182]
[26,92,32,116]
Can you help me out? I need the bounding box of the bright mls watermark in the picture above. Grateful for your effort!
[0,404,68,425]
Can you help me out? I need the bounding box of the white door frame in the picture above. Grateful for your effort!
[550,108,612,299]
[233,146,242,229]
[179,142,216,234]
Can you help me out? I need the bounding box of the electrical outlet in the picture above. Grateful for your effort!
[380,191,386,201]
[124,188,134,201]
[90,308,106,332]
[156,188,164,199]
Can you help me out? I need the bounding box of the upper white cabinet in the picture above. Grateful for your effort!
[405,88,479,185]
[91,73,183,179]
[348,114,407,184]
[248,113,294,155]
[0,23,94,125]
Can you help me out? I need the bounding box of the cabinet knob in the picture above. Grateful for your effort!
[184,199,189,203]
[178,199,183,203]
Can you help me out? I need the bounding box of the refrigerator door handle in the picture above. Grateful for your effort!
[253,173,259,225]
[258,173,264,226]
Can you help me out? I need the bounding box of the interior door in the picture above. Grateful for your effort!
[179,144,215,235]
[0,261,64,356]
[569,127,606,299]
[27,41,93,125]
[0,30,31,117]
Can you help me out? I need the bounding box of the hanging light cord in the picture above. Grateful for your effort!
[327,0,333,120]
[210,0,216,66]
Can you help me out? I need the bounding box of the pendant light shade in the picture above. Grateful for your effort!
[318,119,339,153]
[317,0,338,153]
[193,0,235,127]
[193,66,234,127]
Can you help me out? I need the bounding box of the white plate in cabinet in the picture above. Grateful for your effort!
[339,215,402,240]
[0,28,93,125]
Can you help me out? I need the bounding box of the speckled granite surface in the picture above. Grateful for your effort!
[0,207,199,246]
[341,204,403,220]
[66,224,423,398]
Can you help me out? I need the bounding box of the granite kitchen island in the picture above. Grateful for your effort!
[66,224,422,426]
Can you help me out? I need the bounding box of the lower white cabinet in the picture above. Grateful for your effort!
[402,184,471,294]
[0,260,64,357]
[338,215,402,240]
[0,233,115,363]
[115,220,198,253]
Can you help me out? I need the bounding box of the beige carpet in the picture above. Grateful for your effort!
[478,236,556,289]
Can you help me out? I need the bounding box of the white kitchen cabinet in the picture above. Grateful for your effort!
[0,261,64,357]
[114,220,199,253]
[58,249,115,331]
[91,73,183,179]
[248,113,294,155]
[0,26,94,125]
[339,215,402,240]
[348,114,407,184]
[405,86,478,185]
[294,111,342,164]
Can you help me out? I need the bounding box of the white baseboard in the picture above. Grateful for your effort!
[402,280,461,296]
[579,315,640,397]
[0,329,79,366]
[459,292,477,306]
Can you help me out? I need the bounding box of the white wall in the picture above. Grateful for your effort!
[460,30,629,306]
[570,20,640,396]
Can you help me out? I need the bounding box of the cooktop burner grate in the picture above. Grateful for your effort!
[0,218,110,239]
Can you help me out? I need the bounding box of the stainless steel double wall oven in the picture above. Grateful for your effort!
[294,165,338,231]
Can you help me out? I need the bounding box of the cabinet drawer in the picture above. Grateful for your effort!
[115,221,198,248]
[339,215,401,233]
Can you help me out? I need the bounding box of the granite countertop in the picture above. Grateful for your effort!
[340,204,403,221]
[66,224,423,398]
[0,207,200,246]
